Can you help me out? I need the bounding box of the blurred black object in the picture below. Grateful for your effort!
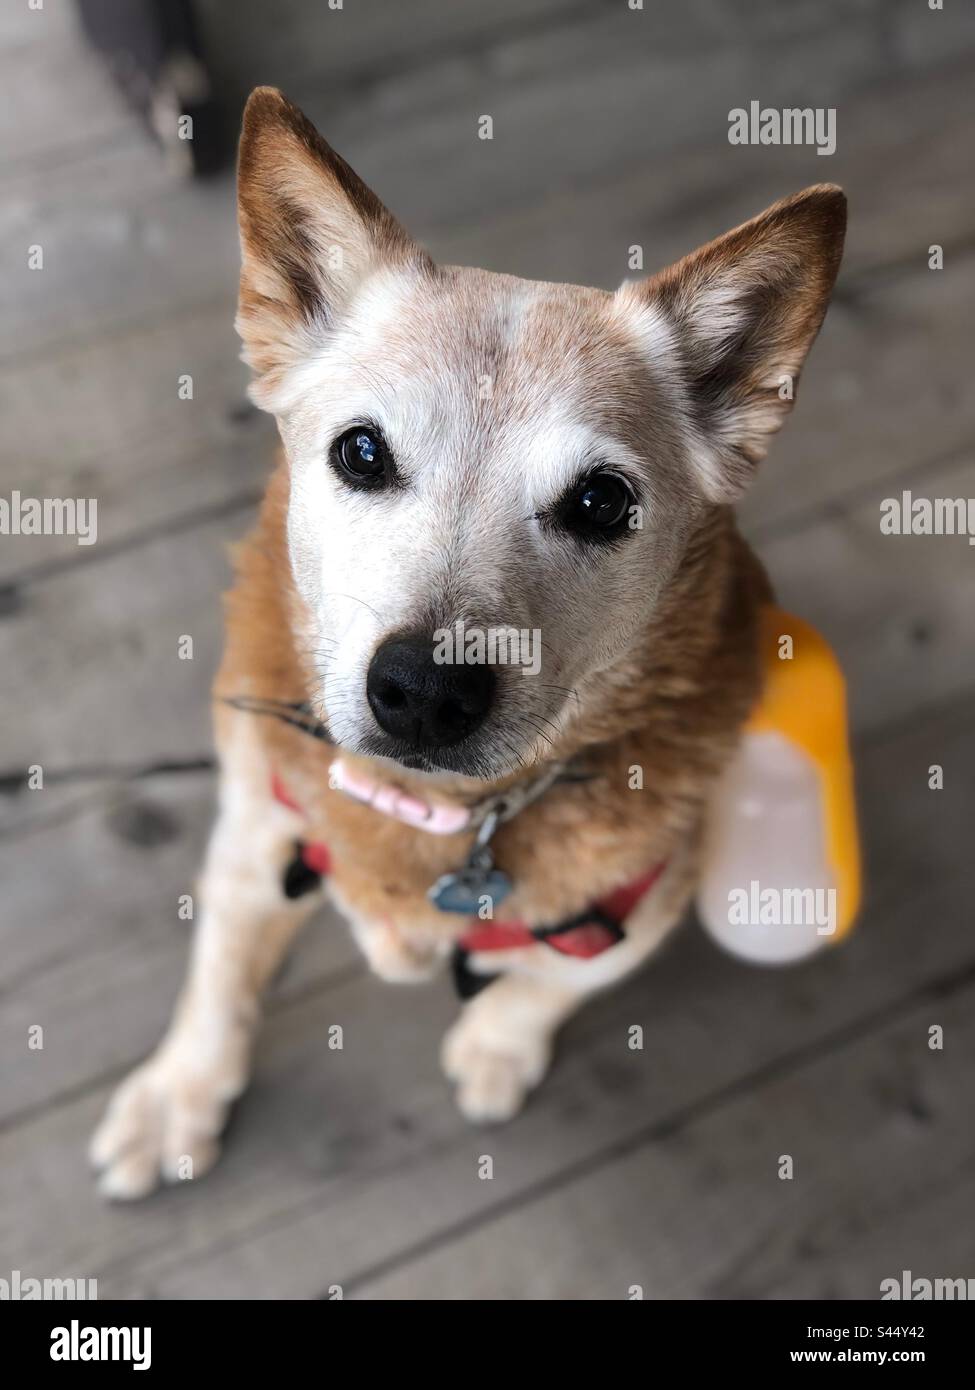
[76,0,227,176]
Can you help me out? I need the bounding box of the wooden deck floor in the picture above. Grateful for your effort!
[1,1,974,1299]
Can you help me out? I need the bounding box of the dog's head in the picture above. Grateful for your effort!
[236,88,845,781]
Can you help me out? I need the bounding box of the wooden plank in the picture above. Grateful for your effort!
[0,774,114,839]
[0,301,270,580]
[192,0,975,112]
[0,770,361,1125]
[437,59,975,290]
[280,16,974,247]
[0,769,217,989]
[194,0,618,105]
[0,508,243,771]
[743,287,975,531]
[741,262,975,532]
[754,451,975,734]
[352,982,975,1299]
[0,3,135,176]
[0,176,239,379]
[1,693,971,1297]
[3,30,973,365]
[0,0,76,46]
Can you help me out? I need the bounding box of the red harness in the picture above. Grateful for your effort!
[272,773,332,876]
[456,865,665,959]
[271,773,665,993]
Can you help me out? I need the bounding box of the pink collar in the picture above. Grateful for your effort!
[328,756,567,836]
[329,758,473,834]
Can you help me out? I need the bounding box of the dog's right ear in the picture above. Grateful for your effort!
[619,185,846,503]
[236,87,430,407]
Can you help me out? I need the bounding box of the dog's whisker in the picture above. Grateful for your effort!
[509,708,552,745]
[517,715,557,753]
[321,591,388,625]
[541,682,582,713]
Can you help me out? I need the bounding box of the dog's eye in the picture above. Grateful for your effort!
[560,472,633,539]
[332,426,390,488]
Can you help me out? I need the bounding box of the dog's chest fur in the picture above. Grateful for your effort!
[214,460,771,947]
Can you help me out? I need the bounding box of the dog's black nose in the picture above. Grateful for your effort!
[366,637,495,748]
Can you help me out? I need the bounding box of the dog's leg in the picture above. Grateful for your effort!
[90,729,319,1200]
[441,859,693,1123]
[441,973,580,1122]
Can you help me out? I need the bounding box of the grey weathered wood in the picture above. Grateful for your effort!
[191,0,974,112]
[0,508,242,770]
[1,694,971,1297]
[0,770,361,1125]
[742,258,975,532]
[0,174,239,374]
[756,451,975,733]
[0,301,270,580]
[0,3,133,175]
[0,777,113,839]
[3,33,973,366]
[353,985,975,1300]
[438,58,975,291]
[276,1,975,244]
[194,0,614,107]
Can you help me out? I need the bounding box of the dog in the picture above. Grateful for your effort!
[90,88,845,1199]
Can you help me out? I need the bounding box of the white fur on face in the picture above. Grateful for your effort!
[271,264,699,780]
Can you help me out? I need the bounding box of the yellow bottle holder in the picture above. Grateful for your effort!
[696,605,862,964]
[747,607,861,942]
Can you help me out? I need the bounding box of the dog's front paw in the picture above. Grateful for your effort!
[89,1049,244,1201]
[441,1014,551,1124]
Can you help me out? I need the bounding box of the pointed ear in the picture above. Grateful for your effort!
[236,87,432,407]
[621,185,846,502]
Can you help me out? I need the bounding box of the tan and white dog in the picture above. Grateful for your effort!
[90,89,846,1199]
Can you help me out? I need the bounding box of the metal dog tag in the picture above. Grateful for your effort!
[429,865,513,915]
[428,809,513,915]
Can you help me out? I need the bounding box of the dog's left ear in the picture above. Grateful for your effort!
[621,185,846,502]
[236,87,431,406]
